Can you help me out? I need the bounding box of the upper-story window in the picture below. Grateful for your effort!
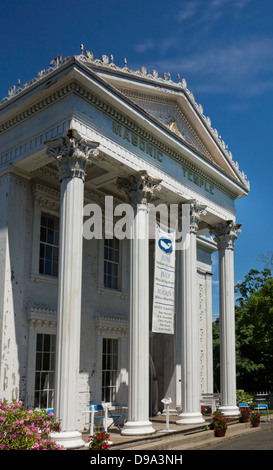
[39,212,59,277]
[104,238,120,290]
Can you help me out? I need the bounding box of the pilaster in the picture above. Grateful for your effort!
[0,170,30,402]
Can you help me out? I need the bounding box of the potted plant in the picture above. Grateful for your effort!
[212,411,230,437]
[88,431,111,450]
[240,407,251,423]
[250,410,261,428]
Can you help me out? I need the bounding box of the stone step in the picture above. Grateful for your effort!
[112,423,261,451]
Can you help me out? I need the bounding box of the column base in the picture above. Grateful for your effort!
[176,412,205,425]
[50,431,85,449]
[121,420,155,436]
[218,405,240,416]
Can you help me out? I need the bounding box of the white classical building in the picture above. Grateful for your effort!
[0,51,249,448]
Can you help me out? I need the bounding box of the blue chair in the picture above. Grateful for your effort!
[255,404,270,422]
[88,404,105,435]
[108,409,122,430]
[239,402,250,410]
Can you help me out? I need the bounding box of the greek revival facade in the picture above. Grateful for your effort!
[0,51,249,448]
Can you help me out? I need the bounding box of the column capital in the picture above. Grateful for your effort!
[184,200,207,235]
[117,170,161,207]
[45,128,99,182]
[210,220,242,250]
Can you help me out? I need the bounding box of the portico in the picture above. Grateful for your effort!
[0,51,249,448]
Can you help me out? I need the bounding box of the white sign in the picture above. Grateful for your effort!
[152,224,175,334]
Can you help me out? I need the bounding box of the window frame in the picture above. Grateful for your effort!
[103,237,120,290]
[101,337,119,404]
[34,333,56,410]
[39,212,59,278]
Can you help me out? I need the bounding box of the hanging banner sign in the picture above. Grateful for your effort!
[152,224,175,334]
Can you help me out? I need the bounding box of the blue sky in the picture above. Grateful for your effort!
[1,0,272,318]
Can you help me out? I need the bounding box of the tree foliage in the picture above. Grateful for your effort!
[213,268,273,392]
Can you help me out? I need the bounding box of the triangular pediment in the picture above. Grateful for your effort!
[116,89,215,163]
[77,52,249,191]
[114,86,244,185]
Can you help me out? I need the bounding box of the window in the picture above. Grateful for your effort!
[104,238,120,290]
[39,212,59,277]
[102,338,118,403]
[34,334,56,409]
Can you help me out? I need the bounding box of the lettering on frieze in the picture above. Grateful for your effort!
[112,120,215,197]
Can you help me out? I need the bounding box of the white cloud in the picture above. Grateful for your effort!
[135,39,155,53]
[177,1,200,23]
[155,36,273,96]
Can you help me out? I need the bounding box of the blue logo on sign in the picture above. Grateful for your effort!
[158,238,173,254]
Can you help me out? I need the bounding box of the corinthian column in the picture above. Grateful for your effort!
[210,221,241,416]
[117,170,161,435]
[45,129,99,448]
[177,201,206,425]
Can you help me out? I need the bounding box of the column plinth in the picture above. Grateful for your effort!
[45,129,99,448]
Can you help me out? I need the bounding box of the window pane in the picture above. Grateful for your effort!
[40,227,47,242]
[36,353,42,371]
[45,260,51,275]
[44,334,50,352]
[47,229,54,244]
[36,334,43,351]
[45,245,52,261]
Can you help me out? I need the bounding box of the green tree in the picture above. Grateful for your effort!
[235,271,273,390]
[213,268,273,392]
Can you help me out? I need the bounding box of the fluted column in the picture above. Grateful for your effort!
[117,170,161,435]
[45,129,99,448]
[210,221,241,416]
[177,201,206,425]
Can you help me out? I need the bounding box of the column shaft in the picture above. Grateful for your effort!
[212,221,241,416]
[54,176,84,430]
[45,129,99,448]
[218,245,237,411]
[177,201,205,425]
[118,170,160,435]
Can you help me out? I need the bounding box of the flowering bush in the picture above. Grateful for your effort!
[88,431,111,450]
[0,399,64,450]
[212,411,230,430]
